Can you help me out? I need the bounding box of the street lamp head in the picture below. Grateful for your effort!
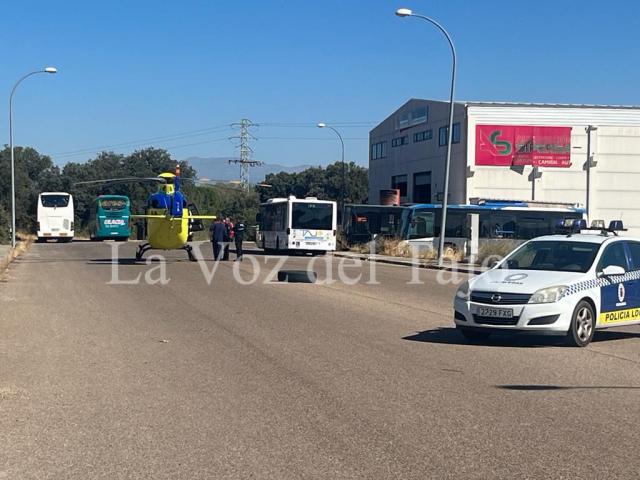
[395,8,413,17]
[44,67,58,74]
[317,122,326,128]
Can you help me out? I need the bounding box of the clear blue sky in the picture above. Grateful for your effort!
[1,0,639,168]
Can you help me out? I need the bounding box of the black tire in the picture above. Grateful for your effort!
[458,327,491,343]
[277,270,317,283]
[566,300,596,347]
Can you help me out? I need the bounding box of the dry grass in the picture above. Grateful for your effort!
[0,234,35,273]
[350,237,463,262]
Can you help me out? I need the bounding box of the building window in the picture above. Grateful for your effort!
[413,130,433,143]
[391,136,408,147]
[371,141,387,160]
[439,123,461,146]
[413,172,432,203]
[453,123,461,143]
[391,175,408,198]
[396,106,429,130]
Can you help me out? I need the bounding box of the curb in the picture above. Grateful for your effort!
[331,251,485,275]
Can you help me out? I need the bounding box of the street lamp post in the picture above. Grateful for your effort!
[396,8,456,267]
[317,122,346,221]
[9,67,58,247]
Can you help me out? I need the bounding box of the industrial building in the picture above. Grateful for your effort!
[369,99,640,232]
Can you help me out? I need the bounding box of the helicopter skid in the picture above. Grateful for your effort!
[135,242,197,262]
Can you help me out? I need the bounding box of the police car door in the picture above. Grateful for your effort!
[597,241,636,326]
[620,241,640,326]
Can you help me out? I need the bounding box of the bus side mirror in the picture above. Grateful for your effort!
[256,213,262,223]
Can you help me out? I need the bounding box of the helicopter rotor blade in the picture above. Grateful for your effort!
[73,177,167,187]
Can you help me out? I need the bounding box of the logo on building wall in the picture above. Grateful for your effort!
[489,130,512,156]
[476,125,572,168]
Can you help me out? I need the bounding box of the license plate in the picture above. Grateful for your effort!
[477,307,513,318]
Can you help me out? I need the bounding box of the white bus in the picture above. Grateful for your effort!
[257,196,337,254]
[37,192,75,242]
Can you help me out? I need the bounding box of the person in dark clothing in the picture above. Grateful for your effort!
[210,218,227,261]
[233,220,246,261]
[222,217,233,261]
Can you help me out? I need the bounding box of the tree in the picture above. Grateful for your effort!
[0,146,61,239]
[258,161,368,204]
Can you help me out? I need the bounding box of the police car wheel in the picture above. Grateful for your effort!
[457,327,491,342]
[566,300,595,347]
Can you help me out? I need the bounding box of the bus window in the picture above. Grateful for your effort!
[100,198,128,211]
[274,204,286,231]
[41,194,70,208]
[480,213,516,239]
[516,215,549,239]
[408,211,435,239]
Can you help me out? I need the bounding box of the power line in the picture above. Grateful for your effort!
[52,124,234,158]
[257,136,367,141]
[50,120,375,160]
[257,122,375,128]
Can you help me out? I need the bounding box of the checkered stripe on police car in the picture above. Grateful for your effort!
[562,270,640,298]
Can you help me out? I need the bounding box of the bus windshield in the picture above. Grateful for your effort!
[41,194,70,208]
[501,240,600,273]
[100,198,128,211]
[292,203,333,230]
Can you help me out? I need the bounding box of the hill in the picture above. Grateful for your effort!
[185,156,314,183]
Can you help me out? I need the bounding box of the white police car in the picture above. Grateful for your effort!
[454,221,640,346]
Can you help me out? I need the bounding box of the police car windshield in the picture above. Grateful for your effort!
[501,240,600,273]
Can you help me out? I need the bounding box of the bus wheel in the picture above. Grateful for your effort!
[566,300,595,347]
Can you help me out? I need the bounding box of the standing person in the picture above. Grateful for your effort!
[210,217,226,261]
[233,219,246,261]
[223,217,233,261]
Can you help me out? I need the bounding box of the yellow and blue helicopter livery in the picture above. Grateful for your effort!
[75,166,216,261]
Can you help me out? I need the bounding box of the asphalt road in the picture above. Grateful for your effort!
[1,241,639,480]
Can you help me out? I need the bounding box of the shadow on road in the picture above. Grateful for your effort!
[87,258,194,265]
[403,327,566,348]
[403,327,640,348]
[498,384,640,391]
[88,258,142,265]
[591,330,640,342]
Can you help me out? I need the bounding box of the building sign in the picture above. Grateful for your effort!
[475,125,572,167]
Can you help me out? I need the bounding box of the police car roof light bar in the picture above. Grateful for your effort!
[608,220,627,235]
